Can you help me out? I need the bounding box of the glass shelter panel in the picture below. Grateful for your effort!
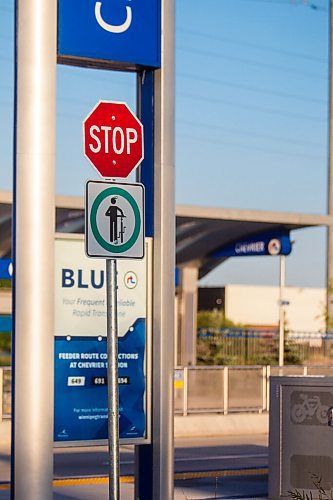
[188,368,224,412]
[228,367,263,410]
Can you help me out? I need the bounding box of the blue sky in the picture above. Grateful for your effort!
[0,0,330,288]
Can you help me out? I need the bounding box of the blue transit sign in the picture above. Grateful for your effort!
[54,237,150,444]
[54,326,146,443]
[57,0,161,69]
[210,232,292,258]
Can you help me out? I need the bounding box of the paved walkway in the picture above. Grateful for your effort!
[0,471,268,499]
[0,426,269,498]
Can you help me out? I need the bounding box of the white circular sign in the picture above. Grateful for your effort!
[124,271,138,289]
[267,238,281,256]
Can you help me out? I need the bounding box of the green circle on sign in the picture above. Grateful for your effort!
[90,187,141,253]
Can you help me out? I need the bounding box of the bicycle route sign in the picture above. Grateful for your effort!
[85,180,145,259]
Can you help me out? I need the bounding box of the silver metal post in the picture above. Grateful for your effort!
[13,0,56,498]
[134,0,175,496]
[262,366,267,412]
[183,367,188,417]
[327,0,333,328]
[223,366,229,415]
[151,0,175,493]
[266,365,271,412]
[278,255,286,367]
[106,259,120,500]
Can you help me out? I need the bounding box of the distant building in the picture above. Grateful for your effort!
[198,285,326,332]
[198,287,225,311]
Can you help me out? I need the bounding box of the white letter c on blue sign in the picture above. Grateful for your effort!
[95,2,132,34]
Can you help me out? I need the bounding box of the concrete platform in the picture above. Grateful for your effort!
[174,413,268,438]
[0,414,269,498]
[0,413,268,446]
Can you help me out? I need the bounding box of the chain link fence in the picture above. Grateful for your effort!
[197,328,333,365]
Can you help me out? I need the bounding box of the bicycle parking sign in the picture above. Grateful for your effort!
[85,180,144,259]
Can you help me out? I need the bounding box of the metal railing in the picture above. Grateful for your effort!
[2,365,333,420]
[174,364,333,416]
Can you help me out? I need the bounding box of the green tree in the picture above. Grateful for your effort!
[0,279,11,289]
[197,310,245,365]
[196,310,303,366]
[197,310,243,329]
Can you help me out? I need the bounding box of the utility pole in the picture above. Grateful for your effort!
[279,255,286,367]
[327,0,333,330]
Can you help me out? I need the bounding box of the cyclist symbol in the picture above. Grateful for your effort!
[105,197,126,244]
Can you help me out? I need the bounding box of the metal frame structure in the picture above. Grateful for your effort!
[12,0,175,497]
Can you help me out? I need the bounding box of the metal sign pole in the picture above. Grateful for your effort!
[13,0,56,498]
[278,254,286,367]
[106,258,120,500]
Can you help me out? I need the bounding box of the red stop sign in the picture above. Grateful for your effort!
[83,101,144,178]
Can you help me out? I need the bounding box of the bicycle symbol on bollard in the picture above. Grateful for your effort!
[291,392,329,425]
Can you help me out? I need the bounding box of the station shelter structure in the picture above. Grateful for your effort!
[0,191,331,366]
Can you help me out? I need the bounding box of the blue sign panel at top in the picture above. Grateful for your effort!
[58,0,161,69]
[0,259,13,280]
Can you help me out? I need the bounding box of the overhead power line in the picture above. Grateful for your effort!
[177,119,325,149]
[178,91,326,122]
[232,0,327,11]
[177,133,325,161]
[177,47,327,80]
[178,29,327,63]
[178,72,327,105]
[57,90,325,124]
